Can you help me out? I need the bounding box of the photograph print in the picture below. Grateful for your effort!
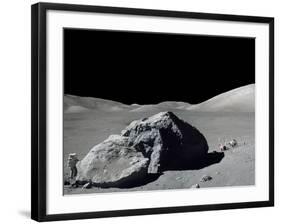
[63,28,255,195]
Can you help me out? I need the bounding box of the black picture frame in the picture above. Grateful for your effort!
[31,2,274,222]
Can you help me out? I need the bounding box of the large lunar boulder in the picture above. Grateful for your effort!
[121,111,208,173]
[76,111,208,187]
[76,135,149,187]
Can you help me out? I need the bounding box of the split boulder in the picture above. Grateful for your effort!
[76,111,208,187]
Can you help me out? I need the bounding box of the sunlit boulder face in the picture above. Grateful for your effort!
[76,135,149,187]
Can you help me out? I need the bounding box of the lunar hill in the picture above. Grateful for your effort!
[187,84,254,112]
[64,84,254,113]
[64,94,129,113]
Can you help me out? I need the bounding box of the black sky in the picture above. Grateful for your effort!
[64,29,255,105]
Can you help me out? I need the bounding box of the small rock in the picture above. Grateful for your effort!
[228,139,238,148]
[176,176,182,180]
[200,175,212,182]
[215,171,220,175]
[191,184,200,188]
[71,182,79,188]
[64,180,70,185]
[219,145,229,151]
[82,182,92,189]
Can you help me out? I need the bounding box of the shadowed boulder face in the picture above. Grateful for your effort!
[76,111,209,187]
[121,111,209,173]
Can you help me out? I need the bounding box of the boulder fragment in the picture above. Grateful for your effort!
[76,135,149,187]
[121,111,208,173]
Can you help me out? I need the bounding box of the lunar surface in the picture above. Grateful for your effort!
[63,84,255,194]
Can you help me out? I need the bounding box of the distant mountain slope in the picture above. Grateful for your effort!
[64,95,129,112]
[64,84,254,113]
[129,101,191,112]
[157,101,191,110]
[187,84,255,112]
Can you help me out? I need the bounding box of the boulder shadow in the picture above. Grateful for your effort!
[87,173,163,189]
[116,173,163,189]
[165,151,225,171]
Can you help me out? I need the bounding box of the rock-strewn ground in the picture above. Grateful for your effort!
[64,109,254,195]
